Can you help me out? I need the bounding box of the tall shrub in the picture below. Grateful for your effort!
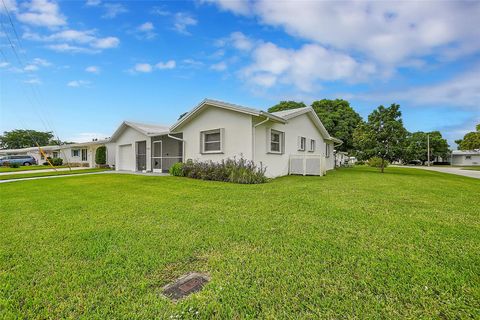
[95,146,107,165]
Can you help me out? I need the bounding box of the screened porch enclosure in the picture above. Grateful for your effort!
[151,134,183,172]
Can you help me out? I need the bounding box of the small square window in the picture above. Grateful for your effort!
[72,149,80,157]
[466,155,471,160]
[201,129,223,153]
[269,129,284,154]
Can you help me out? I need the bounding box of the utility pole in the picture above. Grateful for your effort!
[427,134,430,167]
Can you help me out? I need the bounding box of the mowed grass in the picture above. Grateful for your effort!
[0,168,109,180]
[0,167,479,319]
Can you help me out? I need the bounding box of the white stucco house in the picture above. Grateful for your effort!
[58,139,113,167]
[110,99,342,177]
[451,150,480,166]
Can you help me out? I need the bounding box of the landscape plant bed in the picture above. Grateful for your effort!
[0,166,478,318]
[0,168,109,180]
[0,165,70,172]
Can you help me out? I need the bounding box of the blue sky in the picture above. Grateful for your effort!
[1,0,479,145]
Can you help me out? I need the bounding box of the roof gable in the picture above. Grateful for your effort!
[170,98,285,131]
[110,121,170,142]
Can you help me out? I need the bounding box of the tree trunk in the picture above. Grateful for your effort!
[381,158,385,173]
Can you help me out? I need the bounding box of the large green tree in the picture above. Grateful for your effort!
[403,131,450,164]
[455,124,480,150]
[268,101,307,113]
[353,104,407,172]
[268,99,363,153]
[0,130,54,149]
[310,99,363,152]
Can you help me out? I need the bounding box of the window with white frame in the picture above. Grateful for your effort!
[309,139,315,152]
[298,136,306,151]
[201,129,223,153]
[269,129,284,154]
[466,155,471,160]
[325,143,331,158]
[72,149,80,157]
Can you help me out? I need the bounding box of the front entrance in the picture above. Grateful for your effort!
[136,141,147,171]
[152,140,163,173]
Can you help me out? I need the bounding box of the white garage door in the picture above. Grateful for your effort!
[118,144,134,171]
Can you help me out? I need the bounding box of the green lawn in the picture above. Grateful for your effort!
[0,168,109,180]
[0,165,69,172]
[1,167,479,319]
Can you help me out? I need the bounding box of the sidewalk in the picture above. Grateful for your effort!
[0,167,88,176]
[396,166,480,179]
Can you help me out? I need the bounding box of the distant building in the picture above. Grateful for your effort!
[451,150,480,166]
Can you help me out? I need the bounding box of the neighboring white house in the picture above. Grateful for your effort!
[108,121,173,172]
[0,145,60,164]
[112,99,341,177]
[451,150,480,166]
[334,151,349,167]
[59,139,113,167]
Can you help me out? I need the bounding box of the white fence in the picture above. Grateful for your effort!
[289,154,325,176]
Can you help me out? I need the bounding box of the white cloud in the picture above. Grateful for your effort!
[206,1,480,68]
[16,0,66,28]
[241,42,376,92]
[173,12,197,35]
[85,0,101,6]
[150,6,170,16]
[138,22,154,32]
[182,59,204,68]
[23,64,38,71]
[46,43,96,53]
[24,29,119,52]
[0,62,10,68]
[24,77,41,84]
[201,0,251,15]
[0,0,17,13]
[102,3,127,19]
[211,61,227,71]
[85,66,99,73]
[134,22,156,40]
[359,66,480,109]
[32,57,51,66]
[229,31,253,51]
[67,80,90,87]
[91,36,119,49]
[155,60,176,70]
[133,63,153,73]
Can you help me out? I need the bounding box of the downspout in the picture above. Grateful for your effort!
[252,117,270,162]
[168,134,185,163]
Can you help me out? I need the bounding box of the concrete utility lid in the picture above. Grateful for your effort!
[163,273,210,300]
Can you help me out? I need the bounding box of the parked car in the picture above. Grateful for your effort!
[0,155,37,166]
[408,160,422,166]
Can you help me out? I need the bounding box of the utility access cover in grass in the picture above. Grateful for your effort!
[163,273,209,300]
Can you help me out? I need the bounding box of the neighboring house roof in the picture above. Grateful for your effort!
[452,150,480,155]
[271,107,342,144]
[110,121,170,142]
[170,98,286,131]
[59,139,110,149]
[0,145,60,154]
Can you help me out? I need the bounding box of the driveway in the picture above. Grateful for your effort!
[398,166,480,179]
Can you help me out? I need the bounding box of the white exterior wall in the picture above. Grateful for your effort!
[114,127,151,171]
[452,154,480,166]
[179,106,253,162]
[60,146,95,167]
[106,143,116,167]
[254,114,332,177]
